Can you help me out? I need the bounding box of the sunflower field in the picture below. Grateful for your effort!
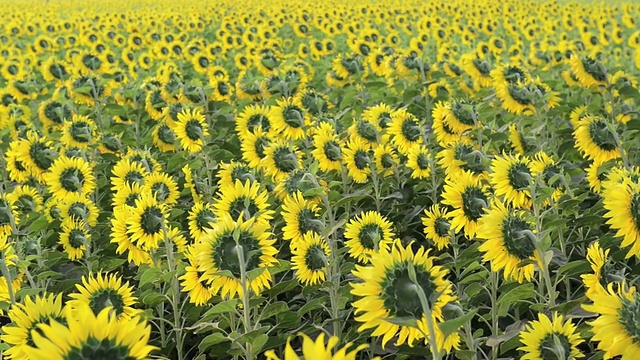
[1,0,640,359]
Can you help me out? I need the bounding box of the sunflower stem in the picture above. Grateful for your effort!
[489,269,499,360]
[0,251,15,305]
[531,182,557,308]
[370,162,382,211]
[236,238,255,360]
[162,223,185,360]
[408,262,443,360]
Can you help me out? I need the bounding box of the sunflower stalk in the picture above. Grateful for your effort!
[0,250,15,305]
[369,160,382,211]
[407,261,443,360]
[308,172,344,340]
[530,182,557,308]
[162,223,185,360]
[235,235,255,360]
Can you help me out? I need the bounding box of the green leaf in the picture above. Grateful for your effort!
[36,271,63,281]
[261,301,289,320]
[455,350,477,360]
[497,283,535,317]
[250,334,269,354]
[198,333,229,353]
[302,187,324,198]
[486,321,525,347]
[29,216,49,234]
[246,267,266,281]
[139,267,162,287]
[141,292,166,306]
[382,316,418,327]
[558,260,590,278]
[0,301,11,311]
[297,297,327,316]
[16,288,44,300]
[438,309,478,338]
[100,258,126,272]
[201,299,239,320]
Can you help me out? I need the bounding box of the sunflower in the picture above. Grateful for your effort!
[66,74,112,106]
[582,283,640,359]
[477,200,540,283]
[58,193,99,227]
[182,164,206,203]
[495,81,536,116]
[271,97,310,141]
[24,304,155,360]
[570,55,607,88]
[406,145,432,180]
[363,103,394,129]
[187,202,216,242]
[450,99,480,131]
[4,146,31,183]
[1,293,66,360]
[16,131,56,182]
[311,122,342,173]
[67,272,139,322]
[216,161,255,190]
[295,87,332,116]
[581,241,617,298]
[264,141,303,182]
[264,333,374,360]
[38,99,72,131]
[350,240,459,351]
[235,104,273,140]
[388,109,423,155]
[372,139,398,177]
[518,312,584,360]
[441,170,490,239]
[348,117,381,148]
[112,181,144,209]
[602,180,640,258]
[110,205,152,266]
[573,115,621,163]
[343,137,372,184]
[7,185,43,216]
[531,151,565,203]
[437,141,486,181]
[461,54,492,88]
[422,204,452,250]
[45,156,96,201]
[190,216,278,299]
[152,121,177,152]
[508,124,533,154]
[281,191,323,247]
[110,159,148,192]
[126,191,167,250]
[241,129,271,170]
[428,80,451,99]
[344,211,394,264]
[490,63,531,88]
[213,179,273,224]
[272,170,326,204]
[59,217,89,261]
[179,245,215,305]
[291,232,331,286]
[490,153,533,208]
[173,108,209,153]
[143,172,179,206]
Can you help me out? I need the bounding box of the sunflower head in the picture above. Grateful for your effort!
[68,272,139,322]
[291,232,330,286]
[351,240,459,350]
[518,312,584,360]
